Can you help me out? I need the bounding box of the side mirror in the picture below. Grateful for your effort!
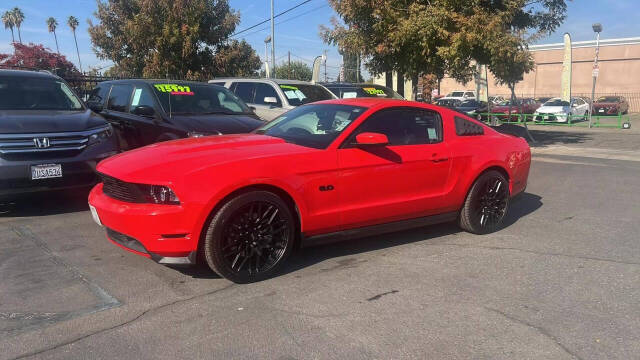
[248,106,257,112]
[264,97,278,104]
[354,132,389,146]
[132,105,156,117]
[87,101,103,113]
[571,103,578,108]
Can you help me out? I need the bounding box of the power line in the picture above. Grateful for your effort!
[236,3,330,39]
[231,0,315,37]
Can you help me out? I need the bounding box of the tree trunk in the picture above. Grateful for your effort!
[73,31,83,73]
[17,26,21,44]
[9,28,14,43]
[53,31,60,54]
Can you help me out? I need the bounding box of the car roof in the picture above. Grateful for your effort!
[209,77,317,85]
[99,79,211,86]
[0,69,61,79]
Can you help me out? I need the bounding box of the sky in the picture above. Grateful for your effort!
[0,0,639,80]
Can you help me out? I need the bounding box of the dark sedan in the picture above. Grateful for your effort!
[454,99,488,119]
[86,80,265,151]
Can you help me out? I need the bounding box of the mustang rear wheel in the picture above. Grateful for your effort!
[459,170,510,234]
[203,191,295,283]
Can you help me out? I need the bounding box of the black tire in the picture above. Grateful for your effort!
[203,191,296,283]
[459,170,510,234]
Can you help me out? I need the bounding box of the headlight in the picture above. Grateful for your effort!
[88,125,114,145]
[138,184,180,205]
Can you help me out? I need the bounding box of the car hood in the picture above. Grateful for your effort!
[169,113,265,134]
[491,105,519,112]
[0,109,106,134]
[536,105,569,114]
[97,134,313,182]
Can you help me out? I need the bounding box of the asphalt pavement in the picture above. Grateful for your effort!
[1,126,639,360]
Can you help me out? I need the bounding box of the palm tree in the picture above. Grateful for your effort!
[11,7,24,44]
[2,11,15,44]
[46,17,60,54]
[67,16,82,73]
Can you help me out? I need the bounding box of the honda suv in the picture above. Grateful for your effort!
[0,69,118,200]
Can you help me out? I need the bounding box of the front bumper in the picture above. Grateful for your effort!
[88,184,199,262]
[0,140,117,199]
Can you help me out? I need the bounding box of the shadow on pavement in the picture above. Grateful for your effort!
[492,124,593,147]
[0,188,91,218]
[281,192,542,279]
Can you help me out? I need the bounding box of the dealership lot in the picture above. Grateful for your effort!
[2,128,640,360]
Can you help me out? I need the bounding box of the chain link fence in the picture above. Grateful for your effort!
[491,92,639,113]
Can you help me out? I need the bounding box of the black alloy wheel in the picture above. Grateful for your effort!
[204,191,295,283]
[459,170,510,234]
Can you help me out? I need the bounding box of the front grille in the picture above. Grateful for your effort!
[101,174,146,203]
[106,228,148,254]
[0,131,90,155]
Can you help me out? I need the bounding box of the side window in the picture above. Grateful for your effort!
[349,108,443,146]
[465,92,475,97]
[107,84,133,112]
[209,82,226,87]
[87,85,109,106]
[129,85,157,112]
[254,83,282,107]
[454,116,484,136]
[231,82,256,104]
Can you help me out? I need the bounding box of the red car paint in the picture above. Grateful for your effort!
[89,99,531,261]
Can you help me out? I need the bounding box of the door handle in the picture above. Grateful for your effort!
[431,158,449,163]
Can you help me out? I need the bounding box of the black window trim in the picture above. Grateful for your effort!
[339,106,445,149]
[106,82,135,114]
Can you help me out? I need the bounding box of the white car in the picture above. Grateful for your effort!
[534,97,590,123]
[209,78,336,121]
[440,90,475,102]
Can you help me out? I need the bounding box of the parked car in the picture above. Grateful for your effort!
[454,99,488,119]
[0,69,118,201]
[593,96,629,115]
[209,78,336,121]
[86,80,264,151]
[490,98,541,121]
[88,98,531,283]
[321,82,404,99]
[489,96,505,105]
[440,90,475,101]
[534,97,590,123]
[435,98,462,109]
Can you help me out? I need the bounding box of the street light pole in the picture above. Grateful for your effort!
[271,0,275,78]
[264,36,271,78]
[589,23,602,128]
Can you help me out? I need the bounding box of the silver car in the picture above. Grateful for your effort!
[209,78,336,121]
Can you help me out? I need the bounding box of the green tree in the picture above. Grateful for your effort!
[11,7,24,44]
[2,11,15,44]
[88,0,260,79]
[67,16,82,73]
[321,0,568,84]
[273,60,312,81]
[46,17,60,54]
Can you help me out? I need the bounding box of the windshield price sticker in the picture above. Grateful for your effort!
[154,84,194,95]
[362,87,386,96]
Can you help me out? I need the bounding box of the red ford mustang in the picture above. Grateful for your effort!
[89,98,531,283]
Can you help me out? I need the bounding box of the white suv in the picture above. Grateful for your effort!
[440,90,476,101]
[209,78,336,121]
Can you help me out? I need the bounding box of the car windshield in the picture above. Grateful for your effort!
[437,99,461,107]
[448,91,464,97]
[152,82,251,115]
[255,104,366,149]
[459,100,480,107]
[544,99,570,106]
[596,96,620,103]
[279,84,334,106]
[0,76,84,111]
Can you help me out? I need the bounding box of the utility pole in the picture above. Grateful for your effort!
[288,51,291,79]
[323,50,327,82]
[589,23,602,128]
[271,0,276,79]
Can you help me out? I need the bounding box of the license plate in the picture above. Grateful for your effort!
[89,204,103,227]
[31,164,62,180]
[599,109,604,112]
[543,115,549,120]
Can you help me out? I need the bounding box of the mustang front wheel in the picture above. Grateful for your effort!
[203,191,295,283]
[459,170,510,234]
